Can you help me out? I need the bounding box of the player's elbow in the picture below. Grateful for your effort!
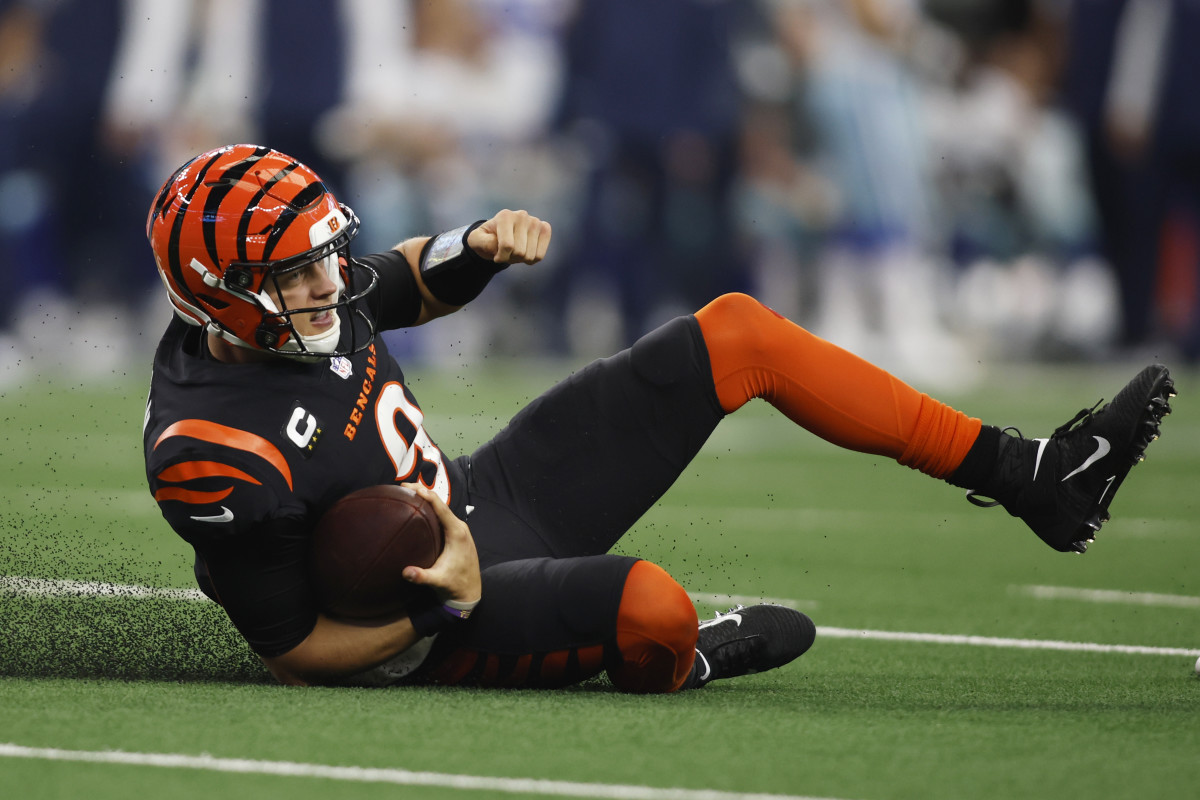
[260,634,340,687]
[261,652,316,686]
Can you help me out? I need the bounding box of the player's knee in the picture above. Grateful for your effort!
[608,560,698,694]
[702,292,763,318]
[696,293,788,360]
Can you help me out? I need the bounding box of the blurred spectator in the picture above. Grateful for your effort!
[319,0,567,361]
[0,0,156,379]
[762,0,980,387]
[544,0,760,355]
[6,0,1176,380]
[921,0,1118,358]
[2,0,566,376]
[1061,0,1200,359]
[322,0,564,245]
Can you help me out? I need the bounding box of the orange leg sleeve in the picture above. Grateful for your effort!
[608,560,698,694]
[694,293,980,478]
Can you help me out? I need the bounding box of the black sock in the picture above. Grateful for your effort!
[946,425,1002,490]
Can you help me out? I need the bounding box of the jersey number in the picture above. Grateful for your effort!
[375,382,450,499]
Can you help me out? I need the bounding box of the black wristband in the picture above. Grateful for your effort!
[418,221,506,306]
[408,602,461,638]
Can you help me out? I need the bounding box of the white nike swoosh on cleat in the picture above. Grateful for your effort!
[698,613,743,630]
[1031,438,1050,482]
[1061,436,1111,482]
[694,649,712,682]
[191,506,234,523]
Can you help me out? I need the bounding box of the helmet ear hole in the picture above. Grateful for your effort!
[225,267,254,290]
[256,326,280,349]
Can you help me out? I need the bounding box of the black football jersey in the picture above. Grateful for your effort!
[142,252,466,655]
[144,319,466,543]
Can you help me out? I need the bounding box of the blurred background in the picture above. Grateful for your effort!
[1,0,1198,391]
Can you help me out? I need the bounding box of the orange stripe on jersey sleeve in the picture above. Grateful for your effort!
[154,419,293,490]
[154,486,234,505]
[157,460,263,486]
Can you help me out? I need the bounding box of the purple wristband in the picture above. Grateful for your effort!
[409,602,472,638]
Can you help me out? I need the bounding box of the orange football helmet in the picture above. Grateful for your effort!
[146,144,377,357]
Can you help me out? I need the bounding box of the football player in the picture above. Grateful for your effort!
[143,144,1174,690]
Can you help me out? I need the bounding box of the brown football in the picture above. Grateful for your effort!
[308,484,444,619]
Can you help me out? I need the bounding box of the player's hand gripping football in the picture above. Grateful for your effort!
[398,483,482,607]
[466,209,552,266]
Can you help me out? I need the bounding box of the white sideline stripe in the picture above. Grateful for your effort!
[688,591,818,611]
[0,576,208,602]
[1014,584,1200,609]
[0,744,844,800]
[817,626,1200,657]
[5,577,1196,657]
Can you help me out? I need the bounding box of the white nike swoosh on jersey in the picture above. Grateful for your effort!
[191,506,234,523]
[1061,436,1111,482]
[1031,438,1050,482]
[698,612,743,630]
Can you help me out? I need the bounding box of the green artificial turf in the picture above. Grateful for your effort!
[2,359,1197,800]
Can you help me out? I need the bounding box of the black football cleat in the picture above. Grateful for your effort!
[967,364,1175,553]
[684,605,816,689]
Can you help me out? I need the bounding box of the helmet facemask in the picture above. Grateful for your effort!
[214,205,380,360]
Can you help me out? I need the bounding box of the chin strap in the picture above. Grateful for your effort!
[207,322,335,363]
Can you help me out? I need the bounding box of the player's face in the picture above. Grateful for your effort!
[267,260,340,338]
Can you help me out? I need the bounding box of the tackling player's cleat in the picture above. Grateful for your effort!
[683,604,816,689]
[967,364,1175,553]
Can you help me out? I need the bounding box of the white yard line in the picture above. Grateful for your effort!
[0,743,845,800]
[1013,584,1200,609]
[0,575,207,602]
[688,591,818,611]
[4,576,1197,657]
[816,626,1200,657]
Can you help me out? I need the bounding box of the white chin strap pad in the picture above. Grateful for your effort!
[297,312,342,354]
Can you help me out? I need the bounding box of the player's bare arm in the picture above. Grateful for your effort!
[261,611,424,687]
[397,209,552,325]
